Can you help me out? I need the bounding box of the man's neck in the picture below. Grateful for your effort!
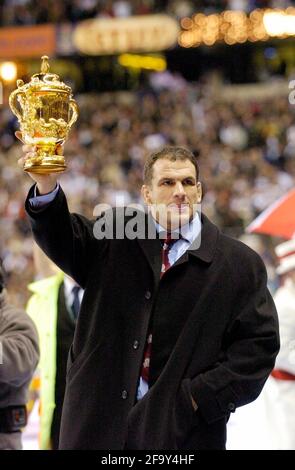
[152,212,202,243]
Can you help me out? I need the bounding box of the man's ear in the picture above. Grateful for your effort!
[141,185,151,205]
[196,182,202,203]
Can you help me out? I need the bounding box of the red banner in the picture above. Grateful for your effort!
[0,25,56,59]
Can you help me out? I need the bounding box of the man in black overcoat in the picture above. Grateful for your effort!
[19,142,279,450]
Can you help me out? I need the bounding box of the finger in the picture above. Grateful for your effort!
[25,152,36,160]
[17,152,35,167]
[56,144,64,156]
[17,157,25,167]
[22,144,36,153]
[15,131,24,143]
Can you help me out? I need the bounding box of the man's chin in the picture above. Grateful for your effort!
[168,212,191,231]
[150,206,192,230]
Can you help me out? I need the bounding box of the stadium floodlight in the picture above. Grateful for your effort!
[0,62,17,82]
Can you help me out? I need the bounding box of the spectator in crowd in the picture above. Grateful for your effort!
[0,0,292,27]
[270,239,295,449]
[227,238,295,449]
[0,262,39,450]
[27,270,83,449]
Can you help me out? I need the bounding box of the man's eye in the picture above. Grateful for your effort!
[184,180,195,185]
[163,181,173,185]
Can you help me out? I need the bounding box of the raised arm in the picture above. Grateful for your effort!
[18,132,108,288]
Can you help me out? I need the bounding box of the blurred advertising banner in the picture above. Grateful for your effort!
[0,25,56,59]
[0,15,179,59]
[73,15,179,55]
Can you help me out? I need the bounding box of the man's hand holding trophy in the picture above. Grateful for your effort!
[9,56,78,194]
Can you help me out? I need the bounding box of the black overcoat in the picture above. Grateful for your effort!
[26,186,279,450]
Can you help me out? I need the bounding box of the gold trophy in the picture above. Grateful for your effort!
[9,56,78,173]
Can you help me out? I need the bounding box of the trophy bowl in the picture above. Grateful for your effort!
[9,56,78,174]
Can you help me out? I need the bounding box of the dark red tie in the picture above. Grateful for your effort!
[160,233,175,277]
[141,235,177,384]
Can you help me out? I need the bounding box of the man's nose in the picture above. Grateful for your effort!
[173,182,186,196]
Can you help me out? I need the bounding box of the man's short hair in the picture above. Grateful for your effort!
[143,146,199,185]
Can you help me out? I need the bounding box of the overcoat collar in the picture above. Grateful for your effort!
[188,213,219,263]
[136,213,219,277]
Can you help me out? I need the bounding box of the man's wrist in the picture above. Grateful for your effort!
[36,183,57,196]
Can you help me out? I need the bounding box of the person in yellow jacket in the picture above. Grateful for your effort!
[27,271,83,449]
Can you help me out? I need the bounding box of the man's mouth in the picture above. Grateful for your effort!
[168,203,190,213]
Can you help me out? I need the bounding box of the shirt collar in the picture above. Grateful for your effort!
[154,211,202,244]
[63,275,77,299]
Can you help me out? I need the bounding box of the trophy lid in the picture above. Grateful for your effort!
[18,56,72,93]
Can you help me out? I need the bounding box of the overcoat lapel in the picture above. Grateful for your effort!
[136,212,219,276]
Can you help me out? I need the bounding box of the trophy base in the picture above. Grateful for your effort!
[24,155,67,174]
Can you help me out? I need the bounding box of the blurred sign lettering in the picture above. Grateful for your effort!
[73,15,179,55]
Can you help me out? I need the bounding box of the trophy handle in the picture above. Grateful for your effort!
[9,89,25,122]
[68,99,78,128]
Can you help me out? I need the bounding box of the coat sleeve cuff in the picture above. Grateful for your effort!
[25,183,64,217]
[190,375,238,424]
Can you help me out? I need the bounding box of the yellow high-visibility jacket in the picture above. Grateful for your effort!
[26,272,64,450]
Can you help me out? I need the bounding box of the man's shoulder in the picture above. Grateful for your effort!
[220,231,261,256]
[201,213,264,267]
[217,230,266,277]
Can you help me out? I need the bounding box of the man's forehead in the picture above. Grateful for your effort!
[153,158,196,177]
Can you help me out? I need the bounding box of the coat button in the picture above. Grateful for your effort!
[145,290,151,300]
[133,340,139,350]
[121,390,128,400]
[228,402,236,412]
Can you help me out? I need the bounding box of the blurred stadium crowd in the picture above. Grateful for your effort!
[1,0,295,452]
[0,74,294,307]
[1,0,294,26]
